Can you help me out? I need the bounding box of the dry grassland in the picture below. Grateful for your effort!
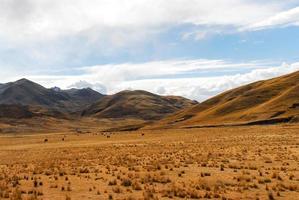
[0,125,298,200]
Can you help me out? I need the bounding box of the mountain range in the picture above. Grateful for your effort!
[1,70,299,132]
[0,78,196,121]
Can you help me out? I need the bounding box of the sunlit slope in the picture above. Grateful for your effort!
[150,71,299,128]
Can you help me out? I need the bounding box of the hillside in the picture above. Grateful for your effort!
[82,90,197,120]
[0,104,35,119]
[150,70,299,129]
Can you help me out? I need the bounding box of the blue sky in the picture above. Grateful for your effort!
[1,0,299,100]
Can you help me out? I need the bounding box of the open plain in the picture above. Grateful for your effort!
[0,125,298,200]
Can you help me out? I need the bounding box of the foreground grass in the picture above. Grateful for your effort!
[0,125,298,199]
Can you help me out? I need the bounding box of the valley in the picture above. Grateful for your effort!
[0,125,298,200]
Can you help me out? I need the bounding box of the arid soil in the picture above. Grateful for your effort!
[0,125,298,200]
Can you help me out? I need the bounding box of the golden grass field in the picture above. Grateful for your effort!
[0,125,298,200]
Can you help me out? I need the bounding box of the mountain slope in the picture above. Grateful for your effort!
[0,104,35,119]
[150,71,299,128]
[82,90,197,120]
[0,79,104,113]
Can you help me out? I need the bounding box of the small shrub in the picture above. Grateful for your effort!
[122,179,132,187]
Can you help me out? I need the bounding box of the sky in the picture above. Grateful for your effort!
[1,0,299,101]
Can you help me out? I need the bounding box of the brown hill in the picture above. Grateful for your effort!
[82,90,197,120]
[149,70,299,129]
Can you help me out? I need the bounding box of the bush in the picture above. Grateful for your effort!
[122,179,132,187]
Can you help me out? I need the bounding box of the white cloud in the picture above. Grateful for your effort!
[157,87,166,95]
[182,31,209,41]
[243,6,299,31]
[68,80,107,94]
[81,59,273,82]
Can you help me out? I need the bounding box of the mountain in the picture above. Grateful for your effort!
[150,70,299,129]
[0,79,104,114]
[82,90,197,120]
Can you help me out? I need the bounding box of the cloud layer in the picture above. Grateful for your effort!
[0,0,298,68]
[0,0,289,43]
